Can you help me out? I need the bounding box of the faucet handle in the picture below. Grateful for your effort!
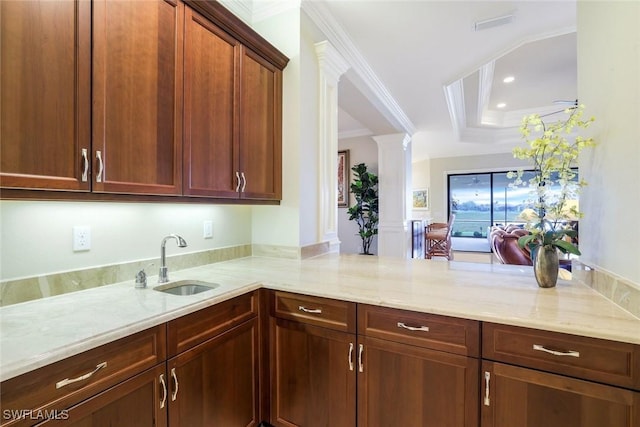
[135,263,154,289]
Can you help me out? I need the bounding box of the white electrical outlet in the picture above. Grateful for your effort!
[203,220,213,239]
[73,226,91,251]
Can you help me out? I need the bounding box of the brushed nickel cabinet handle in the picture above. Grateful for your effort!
[484,371,491,406]
[159,374,167,409]
[358,344,364,373]
[170,367,179,401]
[397,322,430,332]
[235,171,241,192]
[81,148,89,182]
[241,172,247,192]
[348,343,354,371]
[95,151,104,183]
[56,362,107,389]
[298,305,322,314]
[533,344,580,358]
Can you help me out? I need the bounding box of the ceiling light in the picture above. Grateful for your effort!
[503,76,515,83]
[497,103,507,109]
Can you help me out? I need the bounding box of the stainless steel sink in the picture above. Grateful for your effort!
[154,280,220,296]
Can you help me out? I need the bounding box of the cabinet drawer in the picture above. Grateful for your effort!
[271,291,356,333]
[358,304,480,357]
[0,324,166,427]
[167,291,257,357]
[483,322,640,390]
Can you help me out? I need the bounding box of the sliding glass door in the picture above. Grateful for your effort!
[447,170,578,250]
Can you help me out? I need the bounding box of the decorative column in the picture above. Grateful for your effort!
[315,41,350,252]
[374,133,412,258]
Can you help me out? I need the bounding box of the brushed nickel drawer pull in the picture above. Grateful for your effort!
[348,343,354,371]
[397,322,429,332]
[483,371,491,406]
[358,344,364,373]
[159,374,167,409]
[533,344,580,358]
[95,151,104,183]
[81,148,89,182]
[170,367,179,401]
[56,362,107,389]
[298,305,322,314]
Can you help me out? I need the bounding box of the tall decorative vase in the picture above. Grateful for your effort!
[533,246,559,288]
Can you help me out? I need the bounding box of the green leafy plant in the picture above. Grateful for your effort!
[347,163,379,255]
[507,104,595,255]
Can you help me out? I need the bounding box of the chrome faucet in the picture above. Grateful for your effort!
[158,234,188,283]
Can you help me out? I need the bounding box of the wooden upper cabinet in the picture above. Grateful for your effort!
[183,7,240,198]
[0,0,91,191]
[92,0,184,195]
[239,47,282,200]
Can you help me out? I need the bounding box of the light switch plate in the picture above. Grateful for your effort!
[203,220,213,239]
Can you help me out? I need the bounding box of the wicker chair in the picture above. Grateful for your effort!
[425,214,455,260]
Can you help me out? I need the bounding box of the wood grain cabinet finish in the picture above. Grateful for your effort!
[0,325,166,427]
[1,0,287,202]
[482,323,640,427]
[269,291,357,426]
[35,364,168,427]
[92,0,184,195]
[483,322,640,390]
[166,292,261,427]
[168,319,261,427]
[182,7,240,198]
[182,6,283,200]
[0,0,91,191]
[237,47,282,200]
[358,305,480,427]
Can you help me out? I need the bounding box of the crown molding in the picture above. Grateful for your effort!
[302,0,415,135]
[218,0,253,24]
[338,128,373,140]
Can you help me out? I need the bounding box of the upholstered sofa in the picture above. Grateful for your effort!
[489,225,532,265]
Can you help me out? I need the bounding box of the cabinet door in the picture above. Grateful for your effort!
[239,47,282,200]
[270,318,356,427]
[168,319,260,427]
[183,7,240,198]
[482,361,640,427]
[0,0,91,191]
[92,0,183,195]
[36,364,167,427]
[358,336,479,427]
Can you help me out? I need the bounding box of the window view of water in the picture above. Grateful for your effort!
[447,171,577,239]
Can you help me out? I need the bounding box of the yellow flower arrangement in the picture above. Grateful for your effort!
[507,104,596,255]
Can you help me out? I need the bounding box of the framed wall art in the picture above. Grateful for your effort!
[412,188,429,210]
[338,150,350,207]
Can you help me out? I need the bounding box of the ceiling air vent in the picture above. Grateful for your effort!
[474,14,514,31]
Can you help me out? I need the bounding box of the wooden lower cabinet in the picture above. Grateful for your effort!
[270,318,357,426]
[481,361,640,427]
[167,318,260,427]
[359,336,479,427]
[37,364,167,427]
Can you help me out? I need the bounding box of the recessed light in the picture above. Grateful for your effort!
[497,103,507,109]
[503,76,515,83]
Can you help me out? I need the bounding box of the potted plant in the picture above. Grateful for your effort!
[508,104,595,287]
[347,163,379,255]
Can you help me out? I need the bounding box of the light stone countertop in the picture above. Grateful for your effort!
[1,254,639,382]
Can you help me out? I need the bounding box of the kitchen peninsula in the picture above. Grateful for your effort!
[1,254,639,426]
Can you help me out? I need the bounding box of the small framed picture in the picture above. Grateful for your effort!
[412,188,429,210]
[337,150,350,207]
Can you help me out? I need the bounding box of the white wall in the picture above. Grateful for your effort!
[0,201,252,280]
[251,8,304,248]
[338,136,379,254]
[411,158,431,221]
[577,1,640,284]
